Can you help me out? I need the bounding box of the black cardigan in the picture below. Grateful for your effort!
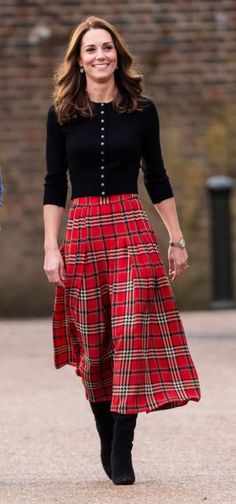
[43,97,173,207]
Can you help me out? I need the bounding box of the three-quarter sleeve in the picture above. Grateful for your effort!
[43,105,68,207]
[141,99,174,204]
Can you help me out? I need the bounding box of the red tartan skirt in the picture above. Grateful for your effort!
[52,193,201,414]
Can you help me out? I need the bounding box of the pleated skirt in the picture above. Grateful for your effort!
[52,193,201,414]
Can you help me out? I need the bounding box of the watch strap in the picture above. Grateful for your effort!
[169,238,186,248]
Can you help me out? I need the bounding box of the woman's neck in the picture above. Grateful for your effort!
[86,80,118,103]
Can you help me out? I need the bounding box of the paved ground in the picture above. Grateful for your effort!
[0,311,236,504]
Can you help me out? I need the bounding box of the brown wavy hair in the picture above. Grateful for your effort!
[52,16,145,124]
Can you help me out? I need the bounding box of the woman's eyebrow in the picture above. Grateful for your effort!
[84,42,113,48]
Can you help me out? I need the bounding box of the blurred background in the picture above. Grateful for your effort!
[0,0,235,316]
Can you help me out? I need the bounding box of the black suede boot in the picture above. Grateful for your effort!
[89,401,114,479]
[111,412,137,485]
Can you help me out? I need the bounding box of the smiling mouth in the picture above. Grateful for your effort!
[93,63,109,68]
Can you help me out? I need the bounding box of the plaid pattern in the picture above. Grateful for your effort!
[52,193,201,414]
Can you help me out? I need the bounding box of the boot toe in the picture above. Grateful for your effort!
[112,472,135,485]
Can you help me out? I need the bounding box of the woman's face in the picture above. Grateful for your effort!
[79,28,118,84]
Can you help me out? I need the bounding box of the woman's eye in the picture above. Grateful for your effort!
[85,45,113,53]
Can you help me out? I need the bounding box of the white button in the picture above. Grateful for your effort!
[101,111,104,114]
[101,166,104,169]
[101,142,104,146]
[101,135,104,138]
[101,191,105,195]
[101,151,104,154]
[101,103,104,107]
[101,127,104,131]
[101,182,105,186]
[101,119,104,123]
[101,174,104,178]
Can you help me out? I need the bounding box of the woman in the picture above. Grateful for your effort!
[43,16,201,485]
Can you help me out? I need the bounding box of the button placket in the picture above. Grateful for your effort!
[100,104,106,195]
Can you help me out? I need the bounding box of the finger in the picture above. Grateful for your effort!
[57,269,66,288]
[172,263,183,281]
[170,258,189,281]
[177,267,185,277]
[49,270,62,285]
[43,265,51,282]
[169,268,175,280]
[171,271,177,282]
[168,258,175,275]
[170,264,178,282]
[50,277,65,288]
[45,271,55,284]
[53,265,66,287]
[59,262,65,281]
[43,265,57,282]
[56,280,66,288]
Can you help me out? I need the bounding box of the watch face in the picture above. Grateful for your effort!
[180,238,186,248]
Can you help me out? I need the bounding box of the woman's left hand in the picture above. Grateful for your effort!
[168,246,189,282]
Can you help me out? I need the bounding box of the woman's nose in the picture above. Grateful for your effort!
[96,49,105,59]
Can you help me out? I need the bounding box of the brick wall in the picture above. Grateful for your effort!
[0,0,235,316]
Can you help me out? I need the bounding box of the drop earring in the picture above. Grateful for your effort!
[80,66,84,74]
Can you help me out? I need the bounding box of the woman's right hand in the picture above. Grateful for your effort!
[43,248,66,288]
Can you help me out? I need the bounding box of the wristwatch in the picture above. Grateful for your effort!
[169,238,186,249]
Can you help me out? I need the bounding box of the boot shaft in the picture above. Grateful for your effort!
[111,412,137,485]
[112,413,137,451]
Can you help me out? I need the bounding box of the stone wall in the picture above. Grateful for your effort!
[0,0,236,316]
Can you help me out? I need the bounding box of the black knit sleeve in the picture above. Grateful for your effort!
[43,105,68,207]
[141,98,174,204]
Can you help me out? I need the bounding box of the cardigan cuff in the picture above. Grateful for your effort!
[43,187,67,208]
[144,178,174,204]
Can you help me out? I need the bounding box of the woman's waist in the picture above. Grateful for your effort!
[71,192,139,207]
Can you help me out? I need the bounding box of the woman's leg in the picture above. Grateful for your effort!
[89,401,114,479]
[89,402,138,485]
[111,412,138,485]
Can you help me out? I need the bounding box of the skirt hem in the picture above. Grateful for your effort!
[54,360,200,414]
